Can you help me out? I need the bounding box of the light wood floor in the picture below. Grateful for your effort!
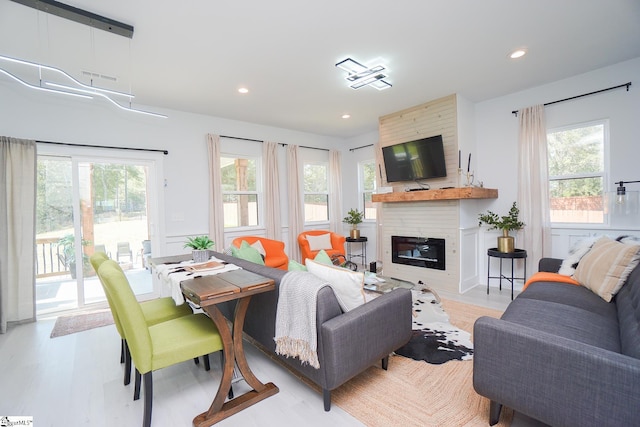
[0,285,516,427]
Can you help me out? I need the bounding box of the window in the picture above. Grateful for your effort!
[303,162,329,222]
[547,120,608,224]
[221,156,260,228]
[359,160,377,220]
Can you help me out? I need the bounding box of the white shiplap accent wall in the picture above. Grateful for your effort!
[381,201,460,291]
[378,94,461,292]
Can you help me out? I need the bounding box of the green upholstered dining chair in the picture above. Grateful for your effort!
[97,259,226,427]
[89,252,195,386]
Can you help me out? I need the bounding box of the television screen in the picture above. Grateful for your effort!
[382,135,447,182]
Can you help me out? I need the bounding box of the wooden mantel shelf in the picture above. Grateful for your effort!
[372,187,498,203]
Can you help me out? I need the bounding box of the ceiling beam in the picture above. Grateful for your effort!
[9,0,134,38]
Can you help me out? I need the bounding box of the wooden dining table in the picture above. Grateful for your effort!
[180,269,279,426]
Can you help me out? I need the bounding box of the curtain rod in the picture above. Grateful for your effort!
[278,143,329,152]
[218,135,328,151]
[349,143,374,152]
[511,82,632,116]
[37,140,168,155]
[219,135,264,143]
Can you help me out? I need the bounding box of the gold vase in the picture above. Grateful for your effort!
[497,229,514,253]
[350,228,360,239]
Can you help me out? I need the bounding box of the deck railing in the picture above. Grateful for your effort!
[35,237,68,278]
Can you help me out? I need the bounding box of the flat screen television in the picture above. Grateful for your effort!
[382,135,447,182]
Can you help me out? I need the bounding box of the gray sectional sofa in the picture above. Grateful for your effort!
[473,257,640,426]
[212,251,413,411]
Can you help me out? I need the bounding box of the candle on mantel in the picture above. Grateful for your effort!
[458,150,461,169]
[467,153,471,172]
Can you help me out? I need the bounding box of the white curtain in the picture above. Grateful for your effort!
[206,134,225,252]
[374,142,384,263]
[287,145,304,262]
[517,105,552,272]
[263,141,281,240]
[329,149,343,233]
[0,137,37,333]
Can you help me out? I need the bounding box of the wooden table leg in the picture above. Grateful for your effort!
[193,296,278,427]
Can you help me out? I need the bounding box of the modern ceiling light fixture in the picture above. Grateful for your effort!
[0,55,132,98]
[335,57,392,90]
[0,54,167,118]
[8,0,134,38]
[3,1,167,118]
[0,67,93,99]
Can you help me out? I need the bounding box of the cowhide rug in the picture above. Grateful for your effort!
[395,289,474,365]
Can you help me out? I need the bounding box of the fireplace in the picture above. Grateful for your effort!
[391,235,445,270]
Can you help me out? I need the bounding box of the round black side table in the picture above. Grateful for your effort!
[487,248,527,300]
[346,236,367,268]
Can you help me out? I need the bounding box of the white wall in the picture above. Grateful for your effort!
[475,57,640,223]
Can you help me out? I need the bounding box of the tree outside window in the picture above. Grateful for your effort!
[303,162,329,222]
[547,121,607,224]
[221,156,260,228]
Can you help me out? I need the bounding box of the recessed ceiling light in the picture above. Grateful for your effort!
[342,114,351,119]
[509,49,527,59]
[238,87,249,94]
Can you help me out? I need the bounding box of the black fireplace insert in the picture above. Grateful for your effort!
[391,235,445,270]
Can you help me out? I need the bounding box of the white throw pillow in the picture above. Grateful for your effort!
[306,233,333,251]
[558,236,599,276]
[306,259,366,311]
[250,240,266,257]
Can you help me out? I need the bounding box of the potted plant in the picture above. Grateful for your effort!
[57,234,91,278]
[184,235,215,262]
[343,208,364,239]
[478,202,525,253]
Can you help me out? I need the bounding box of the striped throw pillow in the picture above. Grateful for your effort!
[572,236,640,302]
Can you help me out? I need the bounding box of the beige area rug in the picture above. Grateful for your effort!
[50,309,114,338]
[332,299,514,427]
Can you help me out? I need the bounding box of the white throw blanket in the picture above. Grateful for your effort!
[274,271,330,369]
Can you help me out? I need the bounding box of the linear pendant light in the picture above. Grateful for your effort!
[0,54,167,118]
[3,1,166,118]
[0,67,92,99]
[8,0,134,38]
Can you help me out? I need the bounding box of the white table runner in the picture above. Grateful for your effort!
[154,256,241,304]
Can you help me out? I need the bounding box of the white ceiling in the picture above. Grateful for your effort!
[1,0,639,138]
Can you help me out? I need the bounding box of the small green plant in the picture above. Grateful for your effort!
[342,208,364,226]
[57,234,91,266]
[478,202,525,233]
[184,235,215,250]
[57,234,91,277]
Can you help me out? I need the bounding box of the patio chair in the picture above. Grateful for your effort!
[117,241,133,263]
[141,239,152,270]
[94,244,111,258]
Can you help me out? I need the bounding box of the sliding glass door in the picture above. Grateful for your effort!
[35,151,159,315]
